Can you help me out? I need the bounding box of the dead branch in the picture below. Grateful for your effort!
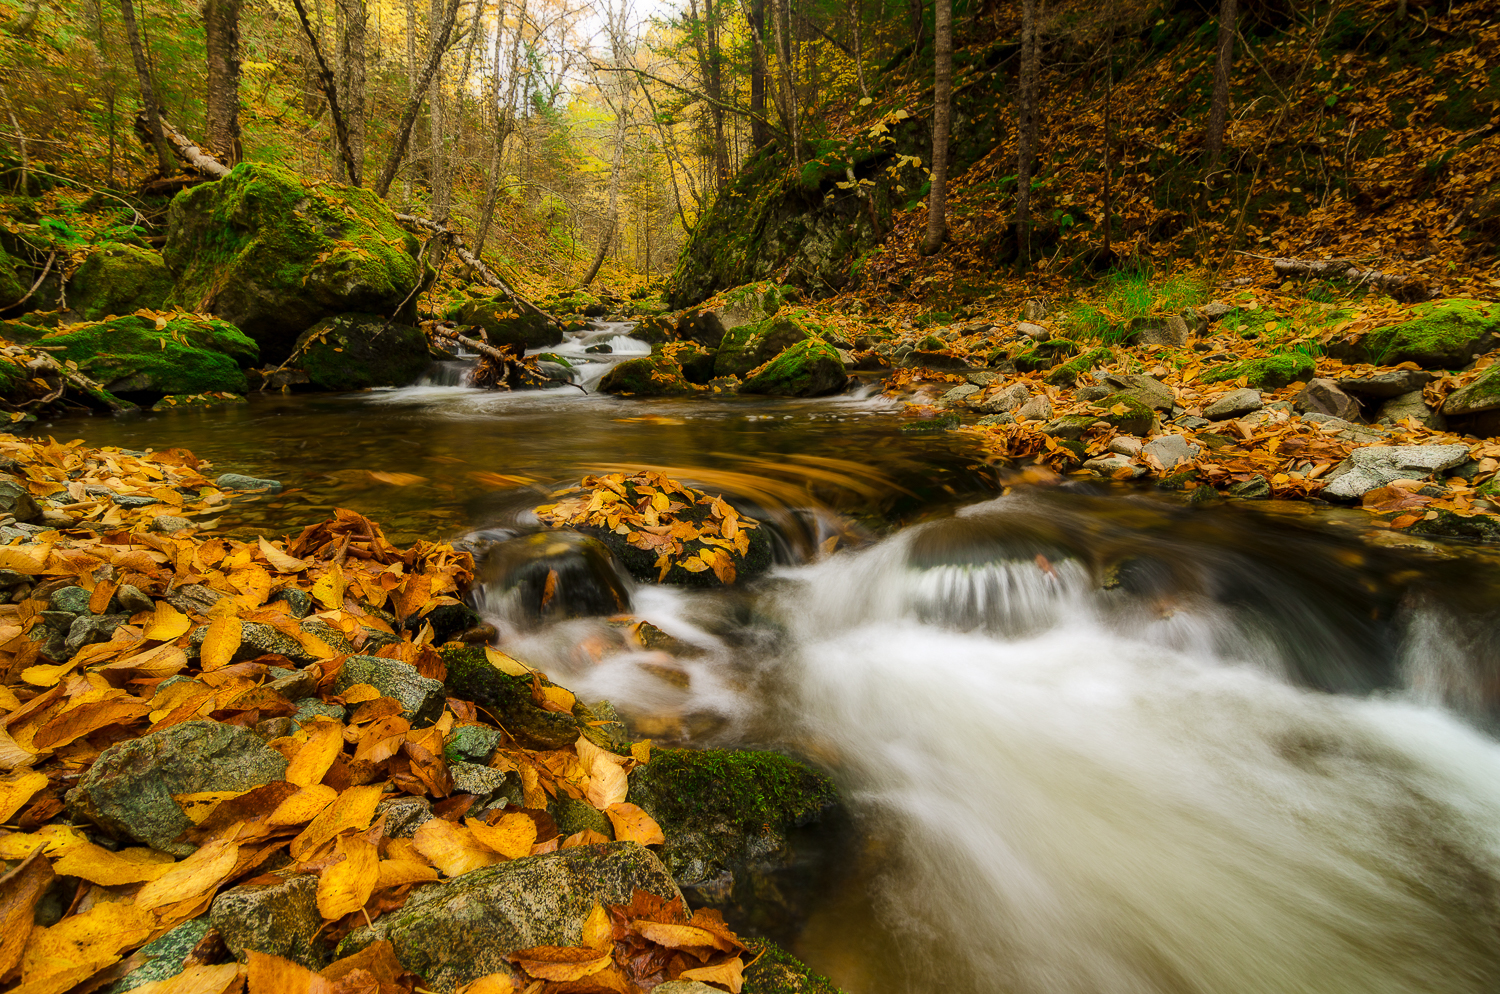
[393,214,560,328]
[141,114,231,178]
[1268,257,1430,301]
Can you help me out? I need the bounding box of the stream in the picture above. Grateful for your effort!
[50,324,1500,994]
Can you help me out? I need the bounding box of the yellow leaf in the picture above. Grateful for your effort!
[586,756,628,810]
[310,566,346,611]
[412,818,505,877]
[146,601,191,641]
[0,770,47,822]
[127,962,243,994]
[485,647,531,677]
[580,903,612,949]
[513,948,613,982]
[268,783,338,827]
[375,858,439,888]
[285,719,343,787]
[316,834,379,920]
[464,813,537,860]
[172,790,250,825]
[454,975,523,994]
[135,839,240,910]
[630,740,651,765]
[257,537,309,573]
[681,956,746,992]
[51,843,175,886]
[199,615,242,671]
[290,784,384,861]
[604,802,665,845]
[21,661,74,688]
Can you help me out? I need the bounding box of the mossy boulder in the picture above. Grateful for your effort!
[741,339,847,397]
[151,392,248,412]
[163,162,424,364]
[659,341,716,384]
[742,938,846,994]
[438,644,584,750]
[598,355,695,396]
[1045,346,1114,386]
[28,313,257,398]
[65,242,172,322]
[1363,300,1500,369]
[1443,363,1500,416]
[628,748,837,886]
[1092,391,1155,435]
[631,314,677,344]
[716,315,813,378]
[456,296,563,350]
[294,313,430,391]
[538,290,608,318]
[1200,353,1315,390]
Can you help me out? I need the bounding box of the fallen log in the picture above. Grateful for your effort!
[136,113,231,179]
[434,327,585,394]
[1269,257,1429,302]
[434,325,511,364]
[393,214,559,328]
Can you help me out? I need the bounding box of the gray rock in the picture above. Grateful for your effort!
[1084,454,1147,479]
[1227,476,1272,500]
[654,984,721,994]
[1102,373,1174,412]
[375,796,433,838]
[48,585,92,615]
[1022,299,1050,321]
[1378,389,1446,430]
[554,795,613,839]
[1322,444,1473,501]
[190,620,314,666]
[1016,395,1053,422]
[65,613,130,657]
[964,370,999,387]
[1175,415,1211,430]
[1108,436,1144,457]
[212,873,331,969]
[0,478,40,524]
[112,494,159,509]
[449,762,518,804]
[335,655,446,728]
[1441,365,1500,416]
[1143,435,1198,470]
[109,917,213,993]
[977,382,1029,414]
[292,699,345,728]
[267,667,318,700]
[151,515,194,534]
[1016,321,1050,342]
[1199,303,1235,323]
[1337,369,1435,399]
[1076,384,1114,402]
[339,843,683,993]
[976,413,1015,426]
[215,473,283,495]
[1131,315,1190,347]
[939,384,981,407]
[1180,307,1209,336]
[1203,388,1264,421]
[445,725,504,766]
[1294,378,1362,421]
[1300,414,1391,445]
[67,720,289,855]
[115,584,154,614]
[270,588,314,619]
[167,584,223,615]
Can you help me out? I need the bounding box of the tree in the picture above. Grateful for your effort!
[289,0,362,184]
[202,0,243,164]
[748,0,768,149]
[1014,0,1041,261]
[686,0,729,189]
[771,0,798,161]
[373,0,462,199]
[118,0,172,175]
[921,0,952,255]
[1205,0,1236,165]
[579,0,631,288]
[474,0,529,259]
[334,0,367,183]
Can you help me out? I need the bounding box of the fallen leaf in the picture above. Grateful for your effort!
[604,803,665,845]
[512,946,613,982]
[316,834,379,920]
[286,719,344,787]
[412,818,505,877]
[258,537,310,573]
[0,770,48,823]
[200,615,243,671]
[681,956,746,993]
[246,950,335,994]
[136,839,241,910]
[0,848,53,978]
[128,962,244,994]
[464,812,537,860]
[51,842,174,885]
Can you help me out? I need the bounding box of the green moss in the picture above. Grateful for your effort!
[437,644,583,750]
[742,938,846,994]
[715,315,813,378]
[741,339,847,397]
[33,313,257,396]
[1045,346,1114,385]
[1363,299,1500,369]
[296,313,430,391]
[627,748,836,839]
[0,245,26,307]
[1093,391,1155,434]
[598,355,694,396]
[67,242,173,321]
[456,297,561,350]
[1200,353,1315,389]
[150,392,247,411]
[1217,306,1285,340]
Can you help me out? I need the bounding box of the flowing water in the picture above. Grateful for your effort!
[51,332,1500,994]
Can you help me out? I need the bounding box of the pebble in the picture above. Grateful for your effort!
[1108,436,1144,457]
[216,473,283,494]
[1203,388,1263,421]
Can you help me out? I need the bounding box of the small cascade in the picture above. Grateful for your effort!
[415,360,475,387]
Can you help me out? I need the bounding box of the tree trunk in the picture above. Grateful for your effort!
[849,0,868,98]
[334,0,366,183]
[771,0,799,162]
[428,0,451,221]
[749,0,768,149]
[202,0,243,164]
[289,0,361,184]
[909,0,925,56]
[374,0,461,199]
[1015,0,1040,262]
[402,0,417,204]
[579,0,629,289]
[474,0,528,260]
[921,0,952,256]
[119,0,172,176]
[1102,0,1115,256]
[1205,0,1236,166]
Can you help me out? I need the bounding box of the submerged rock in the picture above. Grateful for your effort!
[339,843,682,992]
[295,313,430,390]
[67,720,289,855]
[164,163,425,363]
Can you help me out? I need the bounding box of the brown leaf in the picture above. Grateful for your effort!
[247,950,336,994]
[0,848,53,980]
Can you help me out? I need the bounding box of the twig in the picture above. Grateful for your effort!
[393,214,559,328]
[0,251,54,315]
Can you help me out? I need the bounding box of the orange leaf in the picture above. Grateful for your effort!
[681,956,746,993]
[146,601,191,641]
[464,813,537,860]
[512,946,613,982]
[286,719,344,787]
[604,803,665,845]
[257,537,310,573]
[412,818,505,877]
[136,839,240,910]
[247,950,335,994]
[316,835,379,920]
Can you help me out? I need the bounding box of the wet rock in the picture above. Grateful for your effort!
[293,699,346,728]
[964,370,999,387]
[1322,444,1472,500]
[48,585,91,614]
[267,667,317,701]
[440,645,581,750]
[939,384,980,407]
[1143,435,1198,470]
[1441,363,1500,416]
[1042,415,1100,441]
[334,655,446,728]
[1016,395,1052,422]
[976,382,1028,414]
[1101,373,1174,412]
[1408,508,1500,542]
[897,350,971,371]
[1084,454,1146,479]
[599,355,693,397]
[741,339,847,397]
[109,917,213,992]
[295,313,431,390]
[1294,378,1362,421]
[166,583,223,616]
[444,725,504,766]
[339,843,683,992]
[0,478,40,523]
[1359,299,1500,370]
[166,163,424,363]
[1203,388,1263,421]
[30,314,256,398]
[1338,369,1435,399]
[713,315,812,379]
[211,872,331,969]
[151,514,194,533]
[271,587,314,619]
[1378,390,1446,430]
[68,720,289,855]
[112,494,160,509]
[627,748,836,888]
[474,531,632,624]
[450,762,520,806]
[190,620,314,665]
[742,937,843,994]
[1227,475,1272,499]
[215,473,282,494]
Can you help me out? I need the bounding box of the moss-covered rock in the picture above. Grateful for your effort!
[456,296,563,350]
[151,391,248,412]
[1363,300,1500,369]
[742,938,846,994]
[716,314,814,378]
[1093,391,1156,435]
[438,644,584,750]
[538,290,608,318]
[1200,353,1315,389]
[28,313,257,398]
[598,355,695,396]
[659,341,716,384]
[1045,346,1114,386]
[65,242,172,322]
[164,163,424,363]
[294,313,430,391]
[0,244,26,308]
[628,748,837,886]
[741,339,847,397]
[631,314,678,344]
[1443,363,1500,415]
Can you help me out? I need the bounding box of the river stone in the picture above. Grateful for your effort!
[164,583,219,617]
[152,515,194,534]
[1322,444,1472,500]
[65,613,130,657]
[1203,388,1264,421]
[334,655,445,728]
[211,873,331,969]
[295,313,431,391]
[67,720,289,855]
[1227,475,1272,499]
[1130,315,1190,347]
[1084,454,1146,479]
[653,983,719,994]
[65,242,174,323]
[1016,395,1052,422]
[109,916,213,992]
[976,382,1028,414]
[1360,299,1500,369]
[0,478,40,524]
[1143,435,1198,470]
[1377,390,1446,430]
[215,473,282,494]
[376,796,432,838]
[976,413,1014,426]
[190,620,314,665]
[1016,321,1049,341]
[1294,378,1362,421]
[1441,364,1500,416]
[1338,369,1435,399]
[293,699,346,728]
[439,645,580,749]
[444,725,504,765]
[449,762,518,805]
[741,339,847,397]
[939,384,981,407]
[48,585,92,615]
[1101,373,1174,412]
[338,843,683,992]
